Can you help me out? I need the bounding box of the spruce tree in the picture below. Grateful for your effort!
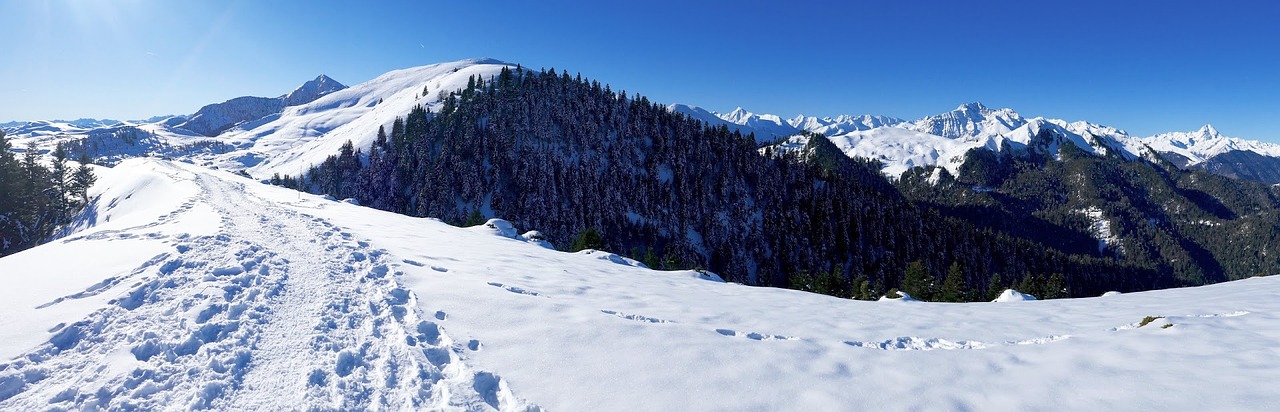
[985,275,1004,301]
[570,227,604,252]
[70,153,96,206]
[901,260,933,301]
[941,261,967,302]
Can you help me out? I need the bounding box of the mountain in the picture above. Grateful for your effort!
[786,113,904,136]
[2,59,512,175]
[177,96,286,137]
[1140,125,1280,184]
[282,74,346,106]
[904,102,1027,141]
[667,105,802,144]
[769,104,1147,179]
[2,157,1278,411]
[716,107,802,143]
[242,58,515,178]
[177,75,348,137]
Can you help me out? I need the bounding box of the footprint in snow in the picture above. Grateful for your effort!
[715,328,798,341]
[487,282,542,297]
[601,310,670,324]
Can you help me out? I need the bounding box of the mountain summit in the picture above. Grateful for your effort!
[177,75,349,137]
[283,75,347,107]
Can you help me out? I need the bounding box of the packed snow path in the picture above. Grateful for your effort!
[0,162,537,411]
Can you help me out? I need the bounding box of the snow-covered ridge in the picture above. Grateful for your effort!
[1,158,1278,410]
[244,58,516,178]
[681,101,1275,179]
[1141,124,1280,166]
[175,74,348,137]
[666,104,801,144]
[3,58,515,177]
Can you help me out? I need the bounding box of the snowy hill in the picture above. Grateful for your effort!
[2,158,1279,410]
[239,58,515,178]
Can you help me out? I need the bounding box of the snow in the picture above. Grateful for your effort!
[786,113,905,136]
[2,59,515,179]
[243,58,515,178]
[992,289,1038,302]
[666,104,800,144]
[765,102,1152,178]
[1141,124,1280,166]
[1,158,1279,410]
[1079,206,1120,254]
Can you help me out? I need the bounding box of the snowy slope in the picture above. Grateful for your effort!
[2,59,514,178]
[242,58,515,178]
[1142,124,1280,166]
[2,158,1279,411]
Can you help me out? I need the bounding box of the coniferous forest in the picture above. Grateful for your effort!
[0,130,97,257]
[279,67,1279,301]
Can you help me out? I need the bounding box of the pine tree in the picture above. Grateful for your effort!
[49,143,70,225]
[901,260,933,301]
[985,274,1004,301]
[941,261,967,302]
[70,153,96,206]
[0,130,20,214]
[1044,273,1067,299]
[570,227,604,252]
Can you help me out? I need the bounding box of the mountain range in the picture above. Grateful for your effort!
[6,60,1279,186]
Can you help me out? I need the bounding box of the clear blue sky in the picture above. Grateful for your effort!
[1,0,1277,140]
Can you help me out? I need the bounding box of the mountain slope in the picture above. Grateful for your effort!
[177,75,348,137]
[242,58,514,178]
[2,158,1279,410]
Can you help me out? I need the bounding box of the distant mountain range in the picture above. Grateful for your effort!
[4,59,1279,185]
[670,102,1280,184]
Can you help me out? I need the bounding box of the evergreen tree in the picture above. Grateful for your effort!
[985,275,1004,301]
[0,130,20,214]
[570,227,604,252]
[901,260,933,301]
[49,143,70,225]
[70,153,96,206]
[940,261,967,302]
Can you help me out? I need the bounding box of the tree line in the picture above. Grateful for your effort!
[1,131,97,257]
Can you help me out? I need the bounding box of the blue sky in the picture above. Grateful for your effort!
[1,0,1277,140]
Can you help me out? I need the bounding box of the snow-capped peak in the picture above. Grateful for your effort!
[709,107,801,144]
[906,102,1027,141]
[282,74,348,107]
[955,101,990,113]
[787,114,904,136]
[1140,124,1280,166]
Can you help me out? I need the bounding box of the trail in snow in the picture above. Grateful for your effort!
[0,164,537,411]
